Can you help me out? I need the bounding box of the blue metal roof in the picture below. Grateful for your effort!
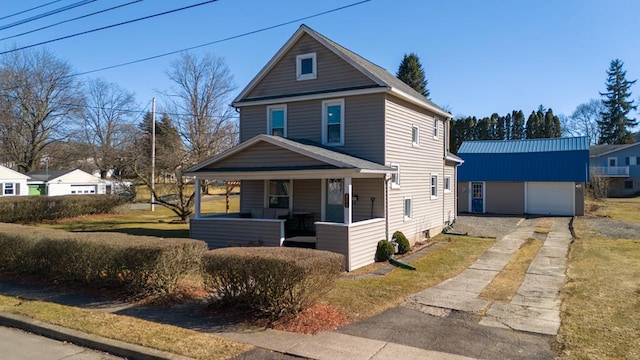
[457,137,590,182]
[458,136,589,154]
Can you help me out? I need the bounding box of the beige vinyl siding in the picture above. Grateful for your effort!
[485,182,525,214]
[239,94,386,163]
[293,179,321,225]
[385,94,446,242]
[240,180,264,212]
[246,33,376,100]
[316,223,349,270]
[352,178,384,222]
[190,218,284,248]
[458,182,470,213]
[210,141,327,169]
[348,218,385,271]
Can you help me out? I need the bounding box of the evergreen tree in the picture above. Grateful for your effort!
[598,59,638,144]
[504,113,512,140]
[396,53,430,98]
[511,110,525,139]
[494,113,505,140]
[526,110,544,139]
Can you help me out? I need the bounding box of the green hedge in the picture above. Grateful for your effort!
[0,223,207,297]
[202,247,344,317]
[0,195,130,223]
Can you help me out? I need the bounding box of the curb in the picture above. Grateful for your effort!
[0,311,194,360]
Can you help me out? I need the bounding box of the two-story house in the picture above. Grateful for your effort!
[590,142,640,197]
[185,25,462,271]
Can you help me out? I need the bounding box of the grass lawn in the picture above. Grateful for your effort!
[40,195,239,238]
[557,197,640,359]
[322,235,496,320]
[0,295,251,360]
[586,196,640,224]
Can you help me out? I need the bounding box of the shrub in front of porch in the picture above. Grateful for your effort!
[392,231,411,254]
[375,240,394,261]
[202,247,344,317]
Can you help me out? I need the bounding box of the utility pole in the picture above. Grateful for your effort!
[151,98,156,211]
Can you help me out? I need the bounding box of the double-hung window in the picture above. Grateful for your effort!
[268,180,290,209]
[3,183,14,196]
[322,99,344,145]
[267,105,287,137]
[296,52,317,81]
[412,125,420,145]
[433,117,439,139]
[431,174,438,199]
[390,163,400,188]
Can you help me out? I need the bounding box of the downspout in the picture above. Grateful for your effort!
[385,176,391,241]
[443,118,448,225]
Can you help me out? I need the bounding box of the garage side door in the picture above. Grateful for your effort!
[526,182,574,216]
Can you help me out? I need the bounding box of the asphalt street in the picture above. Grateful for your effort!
[0,326,122,360]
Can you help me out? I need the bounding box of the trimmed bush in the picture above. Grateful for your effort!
[202,247,344,317]
[393,231,411,254]
[0,223,207,297]
[375,240,394,261]
[0,195,131,223]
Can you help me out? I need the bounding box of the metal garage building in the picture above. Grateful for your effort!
[457,137,589,216]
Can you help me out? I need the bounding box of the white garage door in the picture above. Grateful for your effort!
[526,182,574,216]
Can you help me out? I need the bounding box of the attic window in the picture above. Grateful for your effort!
[296,52,317,81]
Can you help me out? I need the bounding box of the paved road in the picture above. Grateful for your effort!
[0,326,122,360]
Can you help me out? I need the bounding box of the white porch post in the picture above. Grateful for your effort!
[194,178,201,219]
[344,177,352,225]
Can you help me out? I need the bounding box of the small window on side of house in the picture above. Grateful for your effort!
[433,117,439,139]
[624,180,633,189]
[390,163,400,188]
[412,125,419,145]
[403,197,412,221]
[444,175,451,192]
[267,105,287,137]
[296,53,317,81]
[322,99,344,146]
[3,183,14,195]
[431,174,438,199]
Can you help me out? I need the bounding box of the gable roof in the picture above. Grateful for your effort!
[233,24,451,118]
[26,169,76,182]
[458,136,589,154]
[0,165,30,180]
[589,142,640,157]
[184,134,394,176]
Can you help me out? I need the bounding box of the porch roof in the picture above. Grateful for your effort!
[184,134,395,179]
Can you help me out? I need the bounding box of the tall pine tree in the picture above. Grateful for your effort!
[598,59,637,144]
[511,110,525,139]
[396,53,430,98]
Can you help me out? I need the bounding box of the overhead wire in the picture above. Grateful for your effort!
[0,0,98,32]
[0,0,65,22]
[0,0,220,55]
[0,0,144,42]
[72,0,371,77]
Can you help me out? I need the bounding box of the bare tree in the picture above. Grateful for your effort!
[79,78,137,179]
[564,99,604,145]
[163,51,237,164]
[0,48,83,172]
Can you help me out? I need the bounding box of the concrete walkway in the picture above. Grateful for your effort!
[410,217,572,335]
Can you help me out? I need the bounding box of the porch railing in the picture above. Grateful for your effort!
[190,214,285,248]
[591,166,629,177]
[316,218,385,271]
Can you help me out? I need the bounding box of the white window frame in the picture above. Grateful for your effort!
[403,196,412,221]
[444,175,451,193]
[608,157,617,167]
[3,183,15,196]
[390,163,400,189]
[296,52,317,81]
[266,104,287,137]
[433,117,439,139]
[264,179,293,210]
[431,174,438,199]
[412,124,420,146]
[322,98,345,146]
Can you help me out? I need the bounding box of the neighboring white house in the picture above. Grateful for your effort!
[0,165,30,197]
[27,169,107,196]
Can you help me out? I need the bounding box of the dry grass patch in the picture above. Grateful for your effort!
[322,235,496,321]
[557,218,640,359]
[586,196,640,223]
[478,237,544,302]
[0,295,250,359]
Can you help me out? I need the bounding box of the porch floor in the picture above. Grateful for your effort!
[283,235,316,249]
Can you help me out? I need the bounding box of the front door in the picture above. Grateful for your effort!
[471,182,484,213]
[326,178,344,223]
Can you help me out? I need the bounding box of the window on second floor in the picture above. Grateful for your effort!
[267,105,287,137]
[322,99,344,146]
[412,125,419,145]
[608,157,617,167]
[433,117,439,139]
[296,52,317,81]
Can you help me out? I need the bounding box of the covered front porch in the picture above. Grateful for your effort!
[185,135,395,271]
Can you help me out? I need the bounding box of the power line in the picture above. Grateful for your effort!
[0,0,97,32]
[0,0,144,43]
[0,0,220,55]
[0,0,64,22]
[73,0,371,77]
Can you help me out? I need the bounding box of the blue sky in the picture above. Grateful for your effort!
[2,0,639,120]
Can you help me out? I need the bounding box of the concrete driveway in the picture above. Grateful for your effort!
[337,216,572,360]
